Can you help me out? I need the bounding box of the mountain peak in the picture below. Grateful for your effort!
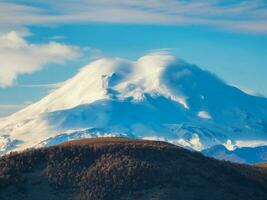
[21,54,178,114]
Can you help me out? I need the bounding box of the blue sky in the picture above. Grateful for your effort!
[0,0,267,116]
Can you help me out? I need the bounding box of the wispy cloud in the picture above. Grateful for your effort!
[49,35,65,40]
[0,103,27,117]
[21,82,63,89]
[146,48,175,55]
[0,31,82,87]
[1,0,267,33]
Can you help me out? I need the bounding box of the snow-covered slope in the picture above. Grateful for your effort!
[0,53,267,154]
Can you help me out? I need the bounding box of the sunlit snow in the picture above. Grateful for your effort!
[1,53,267,154]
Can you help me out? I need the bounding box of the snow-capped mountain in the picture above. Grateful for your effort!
[0,53,267,155]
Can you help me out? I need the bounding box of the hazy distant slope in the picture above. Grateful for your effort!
[0,138,267,200]
[1,54,267,154]
[202,145,267,164]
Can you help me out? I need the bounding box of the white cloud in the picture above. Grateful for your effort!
[1,0,267,33]
[0,31,82,87]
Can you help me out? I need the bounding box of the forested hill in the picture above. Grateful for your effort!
[0,138,267,200]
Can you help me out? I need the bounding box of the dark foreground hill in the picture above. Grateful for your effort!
[256,163,267,168]
[0,138,267,200]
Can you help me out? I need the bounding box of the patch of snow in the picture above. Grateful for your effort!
[142,136,167,142]
[224,139,236,151]
[0,135,20,153]
[198,111,212,120]
[189,134,203,150]
[175,134,203,151]
[174,96,189,109]
[130,88,146,102]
